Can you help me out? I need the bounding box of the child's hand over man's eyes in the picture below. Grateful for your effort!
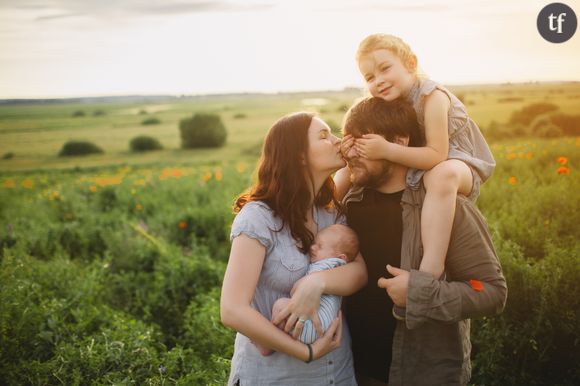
[355,134,390,160]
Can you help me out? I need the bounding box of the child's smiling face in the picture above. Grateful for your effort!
[359,49,416,101]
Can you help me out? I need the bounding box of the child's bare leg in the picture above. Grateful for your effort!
[421,160,473,278]
[253,297,291,356]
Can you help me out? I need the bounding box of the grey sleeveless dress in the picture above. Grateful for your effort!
[405,78,495,201]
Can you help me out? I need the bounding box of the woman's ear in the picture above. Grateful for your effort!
[393,135,410,147]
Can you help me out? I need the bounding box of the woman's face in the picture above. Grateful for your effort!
[306,117,345,175]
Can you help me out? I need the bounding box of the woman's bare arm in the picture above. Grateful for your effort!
[220,234,342,360]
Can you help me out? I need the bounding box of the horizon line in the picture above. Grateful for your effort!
[1,80,579,102]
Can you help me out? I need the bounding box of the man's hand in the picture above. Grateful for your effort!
[377,265,409,307]
[355,134,391,160]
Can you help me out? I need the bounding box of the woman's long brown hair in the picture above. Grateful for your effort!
[234,112,341,253]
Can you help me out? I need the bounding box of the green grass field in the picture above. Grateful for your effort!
[1,83,579,385]
[1,82,579,172]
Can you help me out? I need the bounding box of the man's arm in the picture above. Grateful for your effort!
[405,198,508,330]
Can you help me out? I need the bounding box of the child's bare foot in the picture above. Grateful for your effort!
[252,341,274,356]
[249,297,291,356]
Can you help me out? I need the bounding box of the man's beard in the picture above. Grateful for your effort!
[348,159,393,189]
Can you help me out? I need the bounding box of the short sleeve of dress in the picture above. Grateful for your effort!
[418,78,438,98]
[230,201,275,252]
[336,213,347,226]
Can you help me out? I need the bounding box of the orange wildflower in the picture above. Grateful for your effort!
[94,175,122,186]
[557,156,567,165]
[21,178,34,189]
[557,166,570,175]
[201,171,212,183]
[215,168,223,181]
[89,185,97,193]
[3,178,16,188]
[469,279,484,292]
[159,168,184,180]
[525,152,532,160]
[236,162,247,173]
[178,221,187,230]
[508,176,517,185]
[135,203,143,211]
[506,153,516,160]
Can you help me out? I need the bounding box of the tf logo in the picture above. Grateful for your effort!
[537,3,577,43]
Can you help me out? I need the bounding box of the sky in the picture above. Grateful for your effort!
[0,0,579,98]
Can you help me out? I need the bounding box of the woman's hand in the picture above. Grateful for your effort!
[311,311,343,360]
[355,134,391,160]
[272,273,325,339]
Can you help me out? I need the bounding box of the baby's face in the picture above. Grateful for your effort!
[309,231,339,262]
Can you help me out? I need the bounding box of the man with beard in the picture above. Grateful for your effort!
[340,97,507,386]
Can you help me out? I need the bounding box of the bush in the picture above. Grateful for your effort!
[179,113,227,148]
[72,110,86,117]
[484,107,580,140]
[141,117,161,125]
[508,102,559,126]
[497,97,524,103]
[0,248,229,385]
[233,113,247,119]
[549,113,580,136]
[130,136,163,152]
[471,242,580,385]
[58,141,104,157]
[483,120,522,141]
[2,152,14,160]
[530,115,563,138]
[182,288,235,362]
[93,110,106,116]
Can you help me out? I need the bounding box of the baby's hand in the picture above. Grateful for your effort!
[355,134,391,160]
[340,134,355,158]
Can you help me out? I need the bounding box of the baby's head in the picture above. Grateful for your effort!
[309,224,359,263]
[356,34,418,101]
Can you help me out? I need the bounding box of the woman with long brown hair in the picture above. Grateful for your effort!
[220,112,367,385]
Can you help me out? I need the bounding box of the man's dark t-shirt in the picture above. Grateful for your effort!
[344,188,404,383]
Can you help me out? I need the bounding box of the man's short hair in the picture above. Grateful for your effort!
[342,97,424,147]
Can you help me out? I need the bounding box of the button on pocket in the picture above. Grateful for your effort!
[280,239,308,272]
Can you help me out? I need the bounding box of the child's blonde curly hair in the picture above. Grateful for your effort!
[357,34,422,76]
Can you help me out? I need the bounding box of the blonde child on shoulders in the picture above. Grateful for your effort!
[334,33,495,318]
